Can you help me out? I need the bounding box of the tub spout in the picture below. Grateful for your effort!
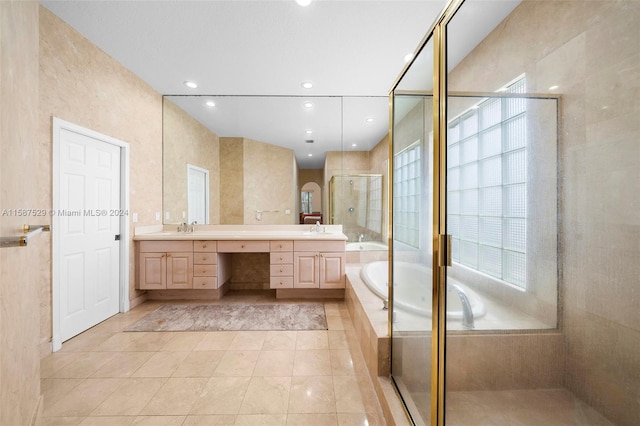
[448,283,474,330]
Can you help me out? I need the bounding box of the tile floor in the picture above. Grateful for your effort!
[40,291,387,426]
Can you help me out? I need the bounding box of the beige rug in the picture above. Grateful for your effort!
[125,303,327,332]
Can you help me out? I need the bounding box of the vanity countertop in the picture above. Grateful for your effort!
[133,224,348,242]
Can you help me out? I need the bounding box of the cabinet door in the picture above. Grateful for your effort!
[139,253,166,290]
[294,252,319,288]
[320,252,345,289]
[166,252,193,289]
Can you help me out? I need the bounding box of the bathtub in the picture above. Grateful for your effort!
[346,241,388,251]
[359,260,486,319]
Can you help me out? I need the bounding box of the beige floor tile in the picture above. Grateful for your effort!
[327,315,345,330]
[286,413,338,425]
[95,333,143,352]
[139,377,208,415]
[91,352,154,377]
[41,378,83,410]
[229,331,268,350]
[181,415,236,425]
[126,332,178,351]
[293,350,332,376]
[130,416,186,425]
[40,417,84,426]
[190,376,251,415]
[43,378,125,417]
[330,349,357,376]
[91,377,165,416]
[295,331,329,350]
[78,416,134,425]
[132,351,190,377]
[337,412,387,426]
[213,350,260,376]
[324,303,342,316]
[234,414,287,425]
[172,350,226,377]
[240,376,291,414]
[194,331,238,351]
[334,375,365,413]
[253,350,295,376]
[328,330,350,349]
[58,331,113,353]
[52,352,119,378]
[41,352,82,378]
[263,331,297,351]
[159,331,206,351]
[288,376,336,414]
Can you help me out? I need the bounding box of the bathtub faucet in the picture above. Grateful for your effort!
[448,283,474,330]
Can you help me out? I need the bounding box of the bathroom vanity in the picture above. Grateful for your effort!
[134,225,347,299]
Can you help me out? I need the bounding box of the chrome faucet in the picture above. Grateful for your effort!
[177,221,197,233]
[358,233,364,242]
[448,283,475,330]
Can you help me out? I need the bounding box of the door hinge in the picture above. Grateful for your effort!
[438,234,452,267]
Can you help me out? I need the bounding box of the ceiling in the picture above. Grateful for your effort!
[40,0,518,168]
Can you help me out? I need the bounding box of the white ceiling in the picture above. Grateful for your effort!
[40,0,519,168]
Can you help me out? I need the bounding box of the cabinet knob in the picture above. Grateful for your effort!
[241,244,245,248]
[280,268,283,272]
[279,256,283,260]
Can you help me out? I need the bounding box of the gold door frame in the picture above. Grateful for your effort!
[388,1,466,425]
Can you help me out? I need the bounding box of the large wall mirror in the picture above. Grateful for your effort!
[162,95,390,244]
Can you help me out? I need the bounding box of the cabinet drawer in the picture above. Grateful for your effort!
[270,264,294,276]
[194,240,217,252]
[294,240,345,252]
[270,240,293,252]
[270,252,293,264]
[139,240,193,253]
[194,253,217,265]
[194,264,217,277]
[193,276,217,289]
[270,276,293,289]
[217,240,270,252]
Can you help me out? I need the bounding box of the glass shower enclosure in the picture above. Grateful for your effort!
[329,174,383,244]
[389,0,638,425]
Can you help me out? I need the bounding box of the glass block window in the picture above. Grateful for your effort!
[394,141,421,248]
[447,77,527,289]
[367,176,383,234]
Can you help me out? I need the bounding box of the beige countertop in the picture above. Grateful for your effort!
[133,224,348,242]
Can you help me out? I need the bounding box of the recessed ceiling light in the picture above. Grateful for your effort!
[404,53,414,63]
[305,130,313,135]
[301,81,313,89]
[549,85,559,90]
[303,101,314,109]
[296,0,312,6]
[204,100,215,108]
[308,153,313,157]
[351,144,357,148]
[365,117,374,123]
[184,80,198,89]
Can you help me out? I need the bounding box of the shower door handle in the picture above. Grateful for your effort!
[438,234,452,267]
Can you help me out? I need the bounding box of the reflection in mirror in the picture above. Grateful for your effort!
[162,95,390,244]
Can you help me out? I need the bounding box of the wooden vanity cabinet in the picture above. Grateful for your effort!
[138,241,193,290]
[293,240,346,289]
[193,240,218,289]
[270,240,294,289]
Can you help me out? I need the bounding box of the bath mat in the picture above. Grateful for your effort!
[124,303,327,332]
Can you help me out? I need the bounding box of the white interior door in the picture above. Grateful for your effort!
[58,127,121,342]
[187,164,209,224]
